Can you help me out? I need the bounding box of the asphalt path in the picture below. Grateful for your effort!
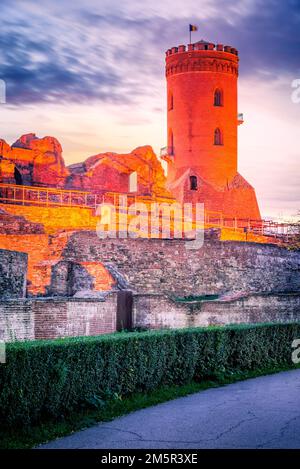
[39,369,300,449]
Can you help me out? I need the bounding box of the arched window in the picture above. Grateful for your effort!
[168,91,173,110]
[169,130,174,155]
[214,128,223,145]
[190,175,198,191]
[214,89,223,106]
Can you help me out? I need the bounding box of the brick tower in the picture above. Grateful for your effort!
[161,40,261,220]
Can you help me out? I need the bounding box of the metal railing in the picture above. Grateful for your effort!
[0,183,298,240]
[0,183,98,208]
[0,183,176,209]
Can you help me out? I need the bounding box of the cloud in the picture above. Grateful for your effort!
[3,58,127,105]
[0,24,131,105]
[1,0,299,106]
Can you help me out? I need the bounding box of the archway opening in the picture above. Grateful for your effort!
[129,171,137,193]
[14,167,23,185]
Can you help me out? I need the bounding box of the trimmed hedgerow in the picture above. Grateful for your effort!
[0,322,300,427]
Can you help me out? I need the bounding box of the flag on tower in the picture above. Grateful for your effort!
[189,24,198,44]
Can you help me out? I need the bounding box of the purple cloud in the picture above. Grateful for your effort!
[0,0,299,105]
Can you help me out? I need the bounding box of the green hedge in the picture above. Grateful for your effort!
[1,322,300,427]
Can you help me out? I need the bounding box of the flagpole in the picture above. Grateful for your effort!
[189,26,191,44]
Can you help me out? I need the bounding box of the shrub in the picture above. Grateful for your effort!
[0,322,299,427]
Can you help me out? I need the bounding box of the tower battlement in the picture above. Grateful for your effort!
[165,41,239,78]
[166,42,239,57]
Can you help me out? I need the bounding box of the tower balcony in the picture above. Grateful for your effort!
[238,113,244,125]
[160,146,175,164]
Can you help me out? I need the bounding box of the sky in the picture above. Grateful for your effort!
[0,0,299,220]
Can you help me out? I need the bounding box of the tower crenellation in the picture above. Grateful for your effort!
[166,42,239,56]
[165,42,239,78]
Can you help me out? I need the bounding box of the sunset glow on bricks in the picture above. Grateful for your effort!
[163,41,260,220]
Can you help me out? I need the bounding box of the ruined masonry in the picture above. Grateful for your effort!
[0,40,299,341]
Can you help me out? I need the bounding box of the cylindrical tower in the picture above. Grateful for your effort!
[163,41,240,189]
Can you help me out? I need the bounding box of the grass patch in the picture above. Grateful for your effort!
[1,362,299,449]
[175,294,219,302]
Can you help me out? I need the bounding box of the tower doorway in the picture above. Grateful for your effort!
[190,175,198,191]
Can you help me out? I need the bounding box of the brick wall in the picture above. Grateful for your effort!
[63,232,300,296]
[0,249,27,299]
[0,300,34,341]
[0,294,117,342]
[133,292,300,329]
[1,291,299,342]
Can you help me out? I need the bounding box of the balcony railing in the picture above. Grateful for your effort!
[238,113,244,124]
[160,146,174,162]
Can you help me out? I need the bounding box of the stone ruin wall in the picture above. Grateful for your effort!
[0,230,299,341]
[62,232,300,297]
[0,249,27,300]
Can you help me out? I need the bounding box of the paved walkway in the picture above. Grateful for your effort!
[39,369,300,449]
